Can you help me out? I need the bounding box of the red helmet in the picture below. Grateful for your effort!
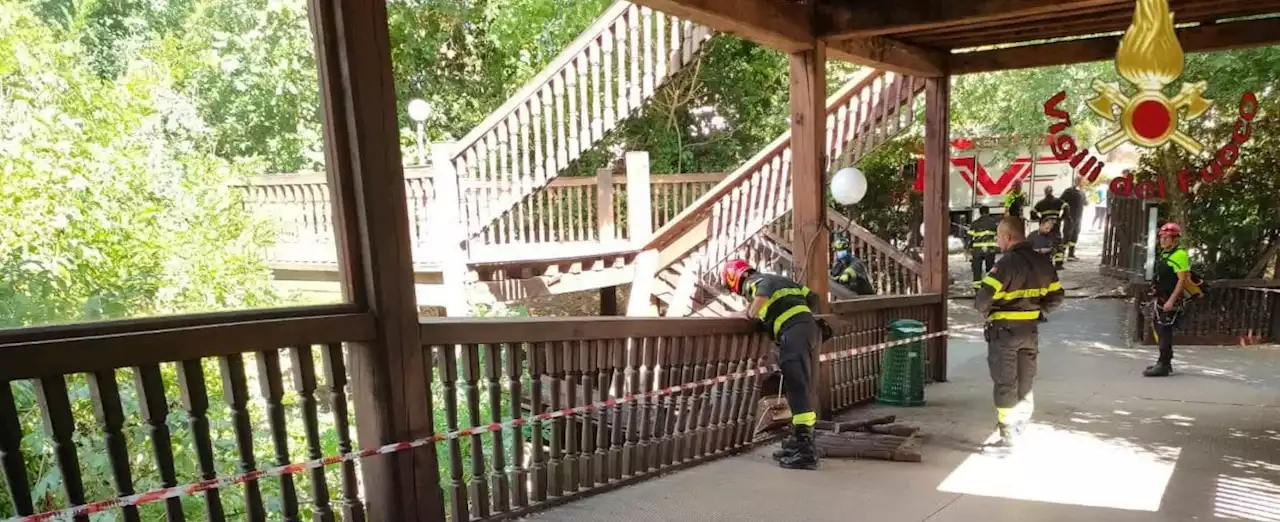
[1159,222,1183,237]
[722,259,752,294]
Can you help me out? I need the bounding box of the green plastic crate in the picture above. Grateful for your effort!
[878,318,927,406]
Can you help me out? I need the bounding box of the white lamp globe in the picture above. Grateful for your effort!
[407,99,432,122]
[830,167,867,205]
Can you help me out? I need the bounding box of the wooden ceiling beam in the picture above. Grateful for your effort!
[950,17,1280,74]
[826,36,947,77]
[820,0,1128,39]
[630,0,814,53]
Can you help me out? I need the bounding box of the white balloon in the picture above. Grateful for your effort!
[830,167,867,205]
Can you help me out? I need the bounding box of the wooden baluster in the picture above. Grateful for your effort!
[743,336,767,446]
[668,16,680,74]
[622,336,643,477]
[540,86,557,184]
[682,20,694,67]
[579,53,592,154]
[519,105,535,242]
[563,340,581,492]
[498,121,513,245]
[589,44,602,144]
[608,338,626,481]
[34,377,88,522]
[701,336,726,456]
[660,336,681,468]
[878,75,892,147]
[436,344,467,521]
[602,29,616,132]
[176,360,226,521]
[653,11,666,82]
[487,132,501,244]
[640,7,654,97]
[505,343,529,509]
[85,371,136,522]
[719,335,745,449]
[134,366,185,521]
[565,62,580,165]
[554,186,566,243]
[255,351,300,522]
[640,336,660,472]
[574,340,594,487]
[319,344,365,522]
[483,342,511,513]
[288,346,334,522]
[587,182,598,242]
[628,5,641,108]
[0,382,34,517]
[546,342,565,498]
[219,355,266,521]
[574,186,585,242]
[553,74,568,177]
[614,14,630,117]
[593,339,612,484]
[733,334,760,447]
[476,143,493,243]
[675,336,699,463]
[687,336,711,460]
[528,342,548,503]
[459,344,489,517]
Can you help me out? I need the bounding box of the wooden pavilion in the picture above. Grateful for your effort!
[5,1,1280,522]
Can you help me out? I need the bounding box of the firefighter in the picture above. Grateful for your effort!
[1032,186,1066,268]
[1026,218,1058,257]
[1144,222,1203,377]
[1060,179,1086,261]
[831,249,876,295]
[1004,184,1027,220]
[974,216,1064,451]
[722,259,826,470]
[967,206,1000,290]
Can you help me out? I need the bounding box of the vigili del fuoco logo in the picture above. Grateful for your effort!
[1041,0,1258,199]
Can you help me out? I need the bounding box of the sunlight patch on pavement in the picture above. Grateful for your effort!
[937,423,1181,512]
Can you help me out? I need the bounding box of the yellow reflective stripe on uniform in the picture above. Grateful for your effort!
[973,242,997,248]
[990,310,1040,321]
[772,305,811,336]
[996,407,1013,424]
[968,230,996,237]
[792,411,817,427]
[981,276,1004,292]
[755,286,813,335]
[990,281,1061,301]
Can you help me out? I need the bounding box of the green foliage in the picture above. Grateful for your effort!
[832,140,918,245]
[0,3,278,326]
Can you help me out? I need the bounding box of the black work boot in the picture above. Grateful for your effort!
[981,423,1017,454]
[778,425,818,470]
[771,432,798,461]
[1143,361,1172,377]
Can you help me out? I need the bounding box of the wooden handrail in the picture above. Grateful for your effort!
[826,209,923,275]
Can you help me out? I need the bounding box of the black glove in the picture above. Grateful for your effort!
[817,318,834,342]
[752,318,769,333]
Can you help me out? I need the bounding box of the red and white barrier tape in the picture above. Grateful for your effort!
[1243,286,1280,295]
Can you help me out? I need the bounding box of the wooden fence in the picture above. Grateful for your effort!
[1132,279,1280,345]
[1101,195,1155,279]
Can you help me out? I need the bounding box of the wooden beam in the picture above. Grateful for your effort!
[922,77,950,383]
[310,0,443,519]
[822,0,1125,39]
[631,0,813,53]
[788,41,829,418]
[950,17,1280,74]
[827,36,947,77]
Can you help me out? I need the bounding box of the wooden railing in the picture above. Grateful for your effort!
[0,309,375,521]
[416,293,944,520]
[1132,279,1280,345]
[237,171,725,265]
[448,2,713,238]
[644,69,925,306]
[479,172,724,246]
[767,210,923,296]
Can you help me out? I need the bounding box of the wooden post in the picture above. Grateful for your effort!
[788,41,829,418]
[600,286,619,316]
[309,0,444,520]
[625,152,652,244]
[597,168,616,242]
[1269,291,1280,343]
[923,76,951,383]
[433,142,470,317]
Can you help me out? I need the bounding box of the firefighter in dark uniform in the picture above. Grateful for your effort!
[832,249,876,295]
[1032,186,1067,268]
[1004,185,1027,220]
[967,206,1000,290]
[974,217,1064,451]
[1060,180,1086,261]
[1026,218,1058,257]
[722,259,828,470]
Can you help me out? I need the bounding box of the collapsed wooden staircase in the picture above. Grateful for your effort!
[636,69,927,317]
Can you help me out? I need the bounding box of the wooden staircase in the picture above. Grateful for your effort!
[447,2,713,243]
[635,69,927,317]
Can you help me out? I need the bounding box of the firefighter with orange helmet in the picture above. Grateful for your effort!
[722,259,823,470]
